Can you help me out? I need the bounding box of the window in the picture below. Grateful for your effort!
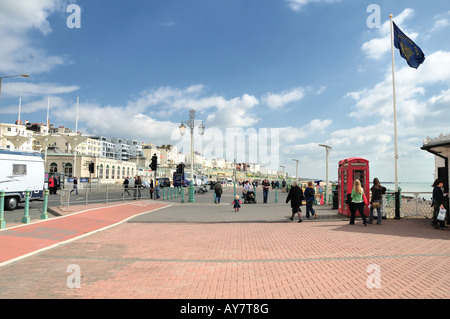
[13,164,27,175]
[50,162,58,173]
[112,165,115,179]
[99,164,104,179]
[106,165,110,179]
[64,163,73,177]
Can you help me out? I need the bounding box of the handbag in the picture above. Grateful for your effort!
[363,193,369,206]
[372,201,381,208]
[437,208,446,221]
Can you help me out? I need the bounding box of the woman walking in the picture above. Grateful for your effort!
[368,178,386,225]
[431,178,448,229]
[286,181,304,222]
[350,179,367,226]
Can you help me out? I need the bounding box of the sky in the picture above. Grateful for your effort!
[0,0,449,183]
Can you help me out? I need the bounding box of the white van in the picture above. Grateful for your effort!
[0,150,45,210]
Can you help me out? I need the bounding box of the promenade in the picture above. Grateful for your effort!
[0,186,448,301]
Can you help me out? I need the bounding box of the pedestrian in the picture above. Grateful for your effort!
[350,179,367,226]
[232,195,241,212]
[282,179,286,192]
[123,177,130,196]
[262,178,270,203]
[134,176,142,199]
[149,179,154,199]
[214,181,223,204]
[431,178,448,229]
[48,175,55,195]
[368,178,386,225]
[70,176,78,195]
[304,181,317,219]
[54,175,59,195]
[286,181,304,222]
[155,179,160,199]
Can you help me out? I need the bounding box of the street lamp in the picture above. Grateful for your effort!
[292,159,300,181]
[318,144,332,205]
[0,74,30,102]
[179,109,205,203]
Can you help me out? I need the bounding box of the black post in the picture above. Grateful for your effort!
[394,191,401,219]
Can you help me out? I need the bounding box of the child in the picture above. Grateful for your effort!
[232,195,242,212]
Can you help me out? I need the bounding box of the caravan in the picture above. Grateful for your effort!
[0,150,45,210]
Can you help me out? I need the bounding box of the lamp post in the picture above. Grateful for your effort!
[179,109,205,203]
[0,74,30,102]
[292,159,300,182]
[318,144,332,205]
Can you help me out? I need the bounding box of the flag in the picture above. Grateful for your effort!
[393,21,425,69]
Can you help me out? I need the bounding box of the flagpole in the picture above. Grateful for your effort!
[73,96,79,179]
[389,14,401,219]
[47,97,50,128]
[18,97,21,124]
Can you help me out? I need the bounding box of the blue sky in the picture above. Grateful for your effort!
[1,0,450,183]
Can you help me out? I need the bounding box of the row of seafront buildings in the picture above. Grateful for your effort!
[0,121,288,184]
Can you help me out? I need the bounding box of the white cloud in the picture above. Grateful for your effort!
[346,50,450,126]
[0,82,79,98]
[286,0,340,11]
[206,94,260,128]
[361,8,417,61]
[0,0,69,74]
[261,87,305,110]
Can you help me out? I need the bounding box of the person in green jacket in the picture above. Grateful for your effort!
[350,179,367,226]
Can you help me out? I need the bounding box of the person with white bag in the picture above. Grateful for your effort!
[431,178,448,229]
[437,206,447,230]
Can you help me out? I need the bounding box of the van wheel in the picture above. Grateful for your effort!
[5,196,19,211]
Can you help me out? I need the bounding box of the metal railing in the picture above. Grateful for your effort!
[59,185,187,212]
[382,191,433,219]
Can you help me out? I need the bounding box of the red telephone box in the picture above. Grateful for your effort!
[338,157,370,217]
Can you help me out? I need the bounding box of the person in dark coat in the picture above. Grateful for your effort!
[286,181,304,222]
[431,178,448,229]
[214,181,223,204]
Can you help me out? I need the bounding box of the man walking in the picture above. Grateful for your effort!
[214,181,223,204]
[122,177,130,196]
[70,176,78,195]
[262,178,270,203]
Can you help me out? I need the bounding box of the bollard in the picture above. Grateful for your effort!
[22,190,31,224]
[275,186,278,203]
[0,190,5,229]
[181,186,185,203]
[170,187,173,199]
[188,181,195,203]
[41,189,49,220]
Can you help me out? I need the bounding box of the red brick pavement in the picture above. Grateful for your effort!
[0,203,448,299]
[0,201,168,266]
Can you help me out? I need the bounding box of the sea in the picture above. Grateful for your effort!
[381,182,434,193]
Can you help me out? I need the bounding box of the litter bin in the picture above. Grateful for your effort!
[332,188,338,210]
